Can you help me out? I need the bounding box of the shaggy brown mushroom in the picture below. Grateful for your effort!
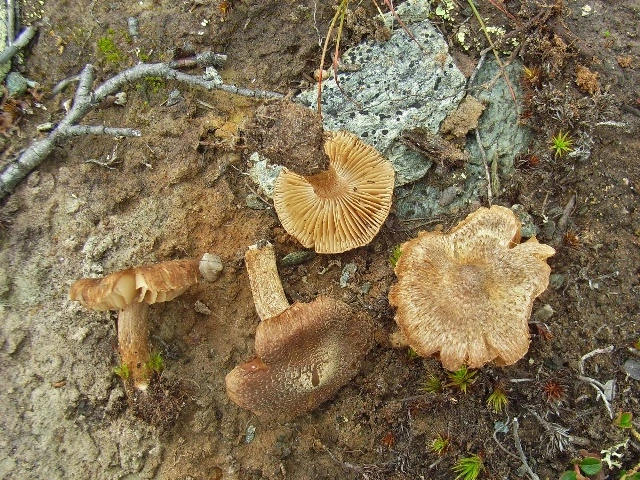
[70,254,223,390]
[225,241,373,418]
[388,205,555,371]
[273,130,395,254]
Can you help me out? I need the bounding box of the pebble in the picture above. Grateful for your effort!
[244,425,256,444]
[532,304,554,323]
[6,72,28,97]
[622,359,640,380]
[280,250,315,267]
[199,253,223,282]
[194,300,212,315]
[340,263,358,288]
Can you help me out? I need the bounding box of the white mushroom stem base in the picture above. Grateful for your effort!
[118,302,151,390]
[245,241,289,321]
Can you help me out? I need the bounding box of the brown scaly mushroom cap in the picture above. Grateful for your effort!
[388,205,555,371]
[70,254,222,389]
[225,241,373,419]
[273,130,395,254]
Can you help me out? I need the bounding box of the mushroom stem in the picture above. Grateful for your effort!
[245,241,290,321]
[118,302,151,390]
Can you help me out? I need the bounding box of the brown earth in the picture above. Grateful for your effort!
[1,1,639,479]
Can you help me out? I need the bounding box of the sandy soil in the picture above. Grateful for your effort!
[1,1,639,479]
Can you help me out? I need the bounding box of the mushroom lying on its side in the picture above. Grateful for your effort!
[389,205,555,371]
[70,253,223,390]
[225,241,373,419]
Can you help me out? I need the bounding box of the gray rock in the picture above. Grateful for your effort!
[395,58,532,221]
[511,204,539,238]
[532,304,554,323]
[549,273,566,290]
[296,0,466,186]
[340,263,358,288]
[466,60,532,192]
[247,152,282,199]
[623,358,640,381]
[6,71,28,97]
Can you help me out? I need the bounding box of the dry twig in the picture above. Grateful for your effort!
[578,345,615,418]
[0,61,284,199]
[0,25,37,66]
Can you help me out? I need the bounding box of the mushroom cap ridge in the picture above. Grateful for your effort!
[225,296,373,418]
[273,130,395,254]
[389,205,555,370]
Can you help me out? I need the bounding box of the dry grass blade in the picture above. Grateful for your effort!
[467,0,517,103]
[317,0,349,116]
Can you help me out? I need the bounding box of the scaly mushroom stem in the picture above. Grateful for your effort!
[245,241,290,321]
[118,302,151,390]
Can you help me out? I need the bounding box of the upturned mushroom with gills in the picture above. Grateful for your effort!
[273,130,395,254]
[69,253,223,390]
[225,241,373,419]
[389,205,555,371]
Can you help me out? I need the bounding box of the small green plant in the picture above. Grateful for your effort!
[614,411,640,441]
[550,131,573,158]
[389,245,402,268]
[446,365,477,394]
[615,411,634,429]
[407,346,420,360]
[633,337,640,350]
[420,373,443,393]
[97,34,125,65]
[140,76,165,94]
[430,433,450,455]
[145,352,164,374]
[559,456,602,480]
[113,363,131,380]
[452,454,484,480]
[486,387,508,413]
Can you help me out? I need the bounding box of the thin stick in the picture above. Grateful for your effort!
[512,418,540,480]
[64,125,141,137]
[475,128,493,205]
[6,0,15,46]
[467,0,517,103]
[0,25,37,65]
[578,345,615,418]
[317,1,347,116]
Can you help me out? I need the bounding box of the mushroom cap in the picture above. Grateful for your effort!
[69,258,201,311]
[273,130,395,254]
[388,205,555,371]
[225,296,373,418]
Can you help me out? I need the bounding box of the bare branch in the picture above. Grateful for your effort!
[0,25,37,66]
[0,60,284,200]
[512,418,540,480]
[63,125,141,137]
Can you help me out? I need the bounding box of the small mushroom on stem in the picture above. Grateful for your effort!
[225,241,373,419]
[70,253,223,390]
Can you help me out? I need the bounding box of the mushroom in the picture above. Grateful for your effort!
[273,130,395,254]
[225,241,373,419]
[388,205,555,371]
[70,253,223,390]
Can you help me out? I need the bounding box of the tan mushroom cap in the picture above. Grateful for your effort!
[225,296,373,419]
[273,130,395,254]
[388,205,555,371]
[69,258,201,310]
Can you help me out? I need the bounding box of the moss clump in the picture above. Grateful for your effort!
[97,31,126,66]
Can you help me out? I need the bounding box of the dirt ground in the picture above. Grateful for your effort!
[1,0,639,479]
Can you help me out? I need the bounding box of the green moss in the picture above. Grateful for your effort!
[97,35,125,65]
